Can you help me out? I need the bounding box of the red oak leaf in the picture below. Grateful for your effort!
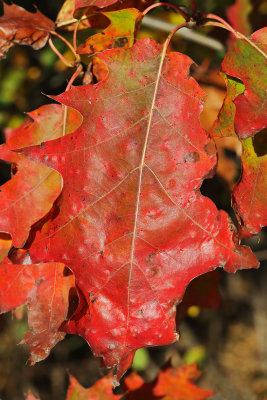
[221,28,267,139]
[56,0,152,30]
[66,373,121,400]
[0,144,62,248]
[232,137,267,237]
[211,72,244,138]
[210,30,267,236]
[0,4,54,58]
[20,39,258,381]
[153,363,213,400]
[226,0,252,36]
[0,259,75,363]
[123,371,154,399]
[74,0,152,18]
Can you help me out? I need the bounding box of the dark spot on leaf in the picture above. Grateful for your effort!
[113,37,129,48]
[184,152,200,163]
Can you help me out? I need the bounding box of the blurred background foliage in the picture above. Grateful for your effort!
[0,0,267,399]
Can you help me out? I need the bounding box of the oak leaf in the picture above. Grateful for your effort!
[66,373,121,399]
[0,259,75,363]
[226,0,252,36]
[19,39,258,380]
[220,28,267,139]
[210,29,267,236]
[74,0,152,18]
[211,72,244,138]
[0,4,54,58]
[77,9,140,55]
[56,0,93,30]
[153,363,213,400]
[232,136,267,237]
[56,0,151,30]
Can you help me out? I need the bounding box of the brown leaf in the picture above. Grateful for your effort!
[0,4,54,58]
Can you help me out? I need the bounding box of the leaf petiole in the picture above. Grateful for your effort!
[203,14,267,59]
[48,38,75,67]
[141,2,189,20]
[50,30,81,63]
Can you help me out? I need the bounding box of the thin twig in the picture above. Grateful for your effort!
[48,38,74,67]
[142,16,224,51]
[65,64,83,91]
[56,14,88,28]
[50,30,81,62]
[204,14,267,59]
[73,20,80,52]
[142,2,189,20]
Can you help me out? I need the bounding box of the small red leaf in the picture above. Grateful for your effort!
[226,0,252,36]
[0,4,54,58]
[211,72,244,138]
[123,371,153,399]
[210,30,267,236]
[57,0,152,30]
[221,28,267,139]
[0,260,76,363]
[66,373,121,400]
[153,363,213,400]
[232,137,267,237]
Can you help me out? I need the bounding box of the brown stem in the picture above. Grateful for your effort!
[191,0,196,13]
[203,21,234,33]
[203,14,267,59]
[142,2,189,20]
[73,20,80,52]
[56,15,88,28]
[48,38,74,67]
[65,64,83,91]
[164,21,189,49]
[50,30,81,62]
